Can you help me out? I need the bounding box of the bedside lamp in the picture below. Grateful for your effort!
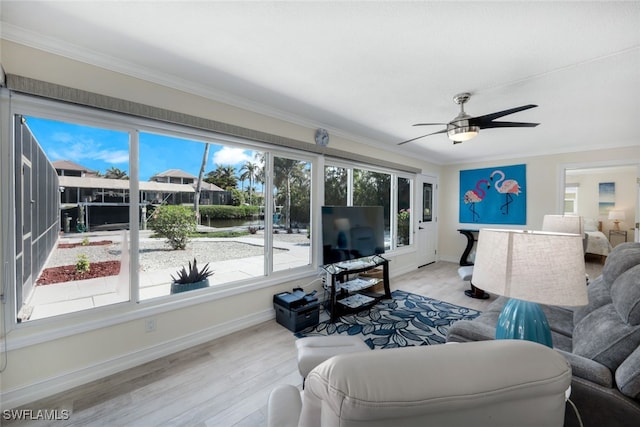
[608,210,625,231]
[472,229,588,348]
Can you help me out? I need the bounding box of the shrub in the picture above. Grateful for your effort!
[75,253,90,274]
[149,205,197,250]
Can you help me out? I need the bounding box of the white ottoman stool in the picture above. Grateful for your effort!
[296,336,370,379]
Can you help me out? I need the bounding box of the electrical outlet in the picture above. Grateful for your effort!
[145,318,156,333]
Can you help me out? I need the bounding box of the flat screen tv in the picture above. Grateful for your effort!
[321,206,385,266]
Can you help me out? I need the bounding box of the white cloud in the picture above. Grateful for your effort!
[94,149,129,164]
[212,147,254,165]
[49,136,128,164]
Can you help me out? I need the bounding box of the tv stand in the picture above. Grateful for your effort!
[323,256,391,322]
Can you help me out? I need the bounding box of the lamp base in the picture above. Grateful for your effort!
[496,299,553,348]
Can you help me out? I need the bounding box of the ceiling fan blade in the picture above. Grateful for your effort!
[398,129,447,145]
[471,104,538,124]
[477,121,540,129]
[412,122,448,127]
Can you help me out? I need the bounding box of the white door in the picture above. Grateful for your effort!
[416,174,437,267]
[636,172,639,242]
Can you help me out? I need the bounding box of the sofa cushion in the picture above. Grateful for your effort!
[616,344,640,399]
[543,305,574,338]
[573,304,640,372]
[602,243,640,286]
[573,276,612,325]
[611,264,640,326]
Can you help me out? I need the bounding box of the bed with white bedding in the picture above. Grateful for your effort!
[584,219,613,257]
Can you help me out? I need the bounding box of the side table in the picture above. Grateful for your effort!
[609,230,628,246]
[457,229,489,299]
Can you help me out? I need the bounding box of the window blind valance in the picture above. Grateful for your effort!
[6,74,420,174]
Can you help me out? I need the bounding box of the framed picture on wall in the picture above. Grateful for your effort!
[460,164,527,224]
[598,182,615,216]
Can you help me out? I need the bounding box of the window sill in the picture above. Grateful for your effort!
[3,266,317,352]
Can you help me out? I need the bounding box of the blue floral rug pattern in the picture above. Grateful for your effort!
[295,290,481,349]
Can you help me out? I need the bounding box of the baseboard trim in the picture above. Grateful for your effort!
[1,308,275,409]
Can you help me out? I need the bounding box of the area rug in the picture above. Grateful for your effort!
[295,290,481,349]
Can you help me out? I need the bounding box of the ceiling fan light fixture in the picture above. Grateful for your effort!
[447,114,479,142]
[398,92,538,146]
[448,126,479,142]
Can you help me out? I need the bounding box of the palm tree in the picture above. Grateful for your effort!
[194,143,210,222]
[205,164,237,190]
[104,166,129,180]
[239,161,260,205]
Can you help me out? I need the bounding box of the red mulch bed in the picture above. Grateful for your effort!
[37,260,121,285]
[58,240,113,249]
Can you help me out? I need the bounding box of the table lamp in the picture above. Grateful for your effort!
[472,229,588,348]
[542,214,584,235]
[608,210,625,231]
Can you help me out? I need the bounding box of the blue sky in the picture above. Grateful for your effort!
[26,116,260,182]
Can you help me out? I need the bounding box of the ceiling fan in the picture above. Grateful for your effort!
[398,92,539,145]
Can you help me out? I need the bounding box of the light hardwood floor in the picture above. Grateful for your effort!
[6,259,603,427]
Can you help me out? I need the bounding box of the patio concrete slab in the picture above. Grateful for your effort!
[24,235,311,319]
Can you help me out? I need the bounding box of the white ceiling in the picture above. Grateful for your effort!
[1,1,639,165]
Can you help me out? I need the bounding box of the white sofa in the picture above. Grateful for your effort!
[267,340,572,427]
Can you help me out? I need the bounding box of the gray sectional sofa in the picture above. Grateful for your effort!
[447,242,640,427]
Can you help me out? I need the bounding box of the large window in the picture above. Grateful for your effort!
[324,166,348,206]
[324,162,413,251]
[4,96,415,327]
[272,155,312,272]
[564,185,579,214]
[10,107,316,321]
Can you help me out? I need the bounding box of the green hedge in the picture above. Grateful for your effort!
[199,205,259,219]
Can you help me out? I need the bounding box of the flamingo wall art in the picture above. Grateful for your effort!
[459,164,527,224]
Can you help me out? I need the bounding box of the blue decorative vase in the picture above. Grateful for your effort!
[496,298,553,348]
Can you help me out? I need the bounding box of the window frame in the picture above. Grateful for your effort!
[564,184,579,215]
[3,95,320,335]
[1,93,415,348]
[324,158,415,253]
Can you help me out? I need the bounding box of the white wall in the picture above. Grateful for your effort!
[438,148,640,263]
[0,40,441,407]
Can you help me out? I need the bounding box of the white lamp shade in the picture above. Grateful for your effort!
[472,229,588,307]
[334,218,351,230]
[608,210,626,221]
[542,214,584,235]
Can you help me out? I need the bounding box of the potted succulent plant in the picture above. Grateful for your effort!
[170,258,213,294]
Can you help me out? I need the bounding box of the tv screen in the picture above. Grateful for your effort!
[321,206,385,266]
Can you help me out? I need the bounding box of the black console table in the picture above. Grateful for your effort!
[457,229,479,266]
[323,256,391,322]
[457,229,489,300]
